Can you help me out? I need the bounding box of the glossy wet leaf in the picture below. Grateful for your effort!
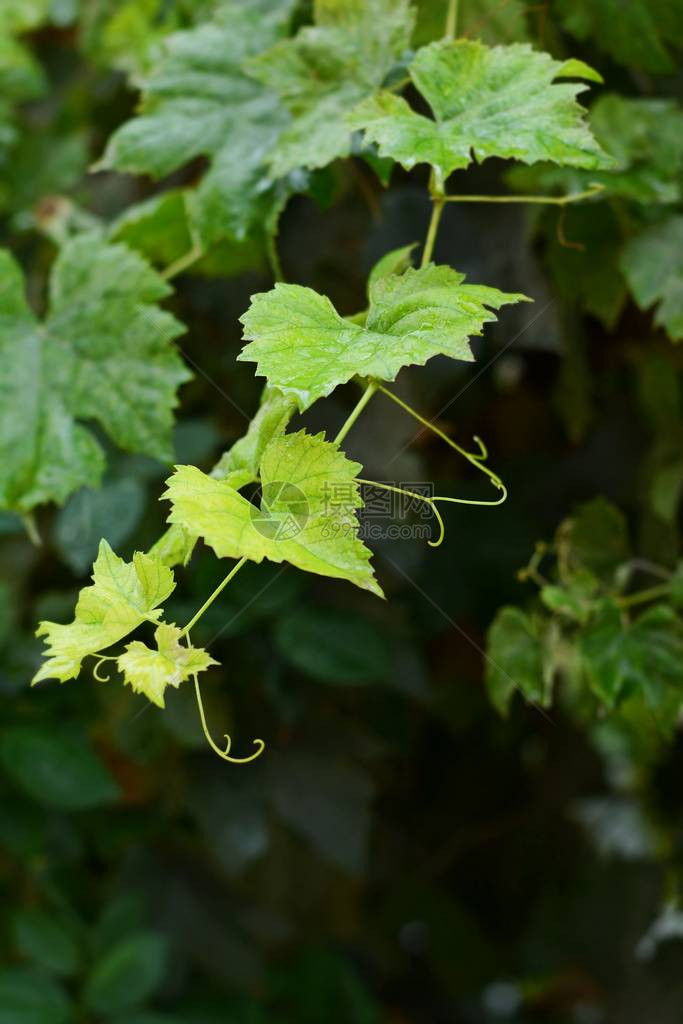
[350,40,610,190]
[239,264,527,409]
[164,429,383,597]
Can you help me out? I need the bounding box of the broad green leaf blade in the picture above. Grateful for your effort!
[246,0,415,177]
[98,1,295,245]
[580,602,683,729]
[0,967,70,1024]
[164,430,383,597]
[151,387,296,568]
[13,908,81,977]
[84,931,168,1015]
[211,386,296,486]
[507,95,683,206]
[485,606,548,715]
[555,0,683,74]
[620,216,683,342]
[0,235,189,512]
[239,264,528,410]
[118,623,217,708]
[0,726,119,809]
[33,540,175,683]
[350,40,611,189]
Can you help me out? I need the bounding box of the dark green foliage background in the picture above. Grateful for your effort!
[2,2,683,1022]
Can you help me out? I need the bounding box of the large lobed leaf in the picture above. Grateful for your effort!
[246,0,415,177]
[350,40,611,190]
[33,541,175,684]
[0,234,188,512]
[164,429,383,597]
[239,264,528,410]
[98,0,296,245]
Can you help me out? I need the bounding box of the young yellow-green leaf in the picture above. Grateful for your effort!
[211,387,296,488]
[98,0,296,245]
[620,216,683,342]
[150,387,296,568]
[246,0,414,178]
[33,541,175,684]
[350,40,611,190]
[118,624,217,708]
[164,430,383,597]
[0,234,188,512]
[239,264,527,410]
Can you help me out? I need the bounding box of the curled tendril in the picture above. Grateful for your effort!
[92,654,117,682]
[377,384,507,497]
[193,676,265,765]
[357,479,446,547]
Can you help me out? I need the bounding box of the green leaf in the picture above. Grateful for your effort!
[33,540,175,683]
[0,726,119,809]
[118,623,217,708]
[211,387,296,487]
[580,602,683,725]
[557,498,630,583]
[54,480,146,577]
[84,931,168,1015]
[0,235,188,512]
[541,569,599,624]
[367,243,416,290]
[151,387,295,568]
[0,967,70,1024]
[554,0,683,73]
[164,429,383,597]
[98,1,296,245]
[109,190,267,277]
[620,216,683,342]
[485,606,548,714]
[246,0,415,177]
[275,607,391,684]
[350,40,610,190]
[239,264,527,410]
[13,908,81,977]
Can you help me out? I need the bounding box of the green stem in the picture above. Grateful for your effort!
[266,232,285,283]
[335,381,378,444]
[21,512,41,546]
[617,583,671,609]
[445,0,458,39]
[182,557,247,636]
[161,242,203,281]
[443,185,605,206]
[421,187,446,267]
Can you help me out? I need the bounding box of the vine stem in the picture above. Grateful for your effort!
[421,185,446,267]
[161,242,203,281]
[182,556,248,636]
[442,185,605,206]
[616,583,671,609]
[445,0,458,39]
[335,381,378,444]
